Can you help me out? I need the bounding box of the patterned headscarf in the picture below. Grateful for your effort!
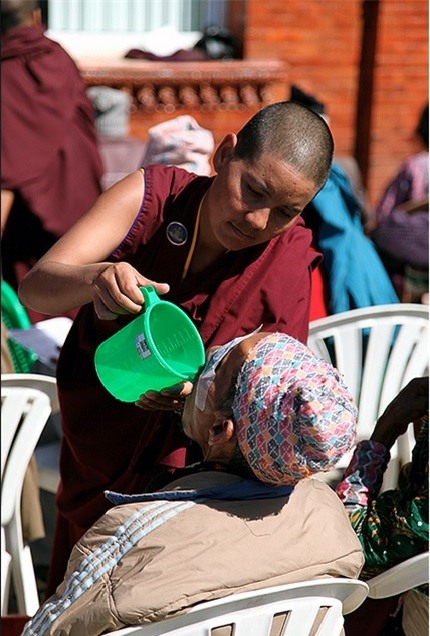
[233,333,357,485]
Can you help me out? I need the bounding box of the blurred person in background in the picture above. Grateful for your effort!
[337,377,428,636]
[1,0,103,320]
[291,85,398,318]
[370,103,429,303]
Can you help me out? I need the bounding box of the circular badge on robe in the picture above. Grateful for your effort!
[166,222,188,246]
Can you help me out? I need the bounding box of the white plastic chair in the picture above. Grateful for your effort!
[107,578,369,636]
[308,303,429,488]
[1,386,52,616]
[367,552,429,599]
[1,374,59,412]
[1,374,61,494]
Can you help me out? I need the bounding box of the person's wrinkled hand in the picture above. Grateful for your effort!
[135,381,194,411]
[371,376,429,449]
[91,262,170,320]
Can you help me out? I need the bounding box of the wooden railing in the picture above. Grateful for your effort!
[78,58,289,142]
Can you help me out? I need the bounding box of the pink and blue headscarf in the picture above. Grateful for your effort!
[233,333,357,485]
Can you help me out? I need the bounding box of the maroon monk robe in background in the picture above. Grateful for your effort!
[1,24,103,318]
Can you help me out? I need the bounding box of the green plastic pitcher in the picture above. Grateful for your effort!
[94,286,205,402]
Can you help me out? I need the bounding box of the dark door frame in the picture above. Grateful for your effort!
[354,0,380,187]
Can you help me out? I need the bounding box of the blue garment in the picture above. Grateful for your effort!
[310,164,399,314]
[105,479,294,505]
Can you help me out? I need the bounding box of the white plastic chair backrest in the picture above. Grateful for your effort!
[1,386,52,616]
[2,373,61,495]
[1,373,59,413]
[107,578,369,636]
[308,304,429,455]
[1,386,51,527]
[367,552,429,599]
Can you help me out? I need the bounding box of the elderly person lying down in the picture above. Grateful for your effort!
[23,332,363,636]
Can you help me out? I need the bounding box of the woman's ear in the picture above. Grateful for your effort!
[213,134,237,172]
[32,8,42,26]
[208,419,235,447]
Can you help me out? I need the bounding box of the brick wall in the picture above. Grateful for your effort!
[244,0,428,208]
[371,1,428,206]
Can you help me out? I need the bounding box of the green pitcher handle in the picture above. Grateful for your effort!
[140,285,161,308]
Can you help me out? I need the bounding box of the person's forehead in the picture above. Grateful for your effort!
[243,154,318,205]
[212,332,270,406]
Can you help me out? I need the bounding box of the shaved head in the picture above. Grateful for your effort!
[234,101,334,191]
[1,0,39,33]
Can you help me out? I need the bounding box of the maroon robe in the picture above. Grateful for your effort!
[47,165,320,593]
[1,25,103,296]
